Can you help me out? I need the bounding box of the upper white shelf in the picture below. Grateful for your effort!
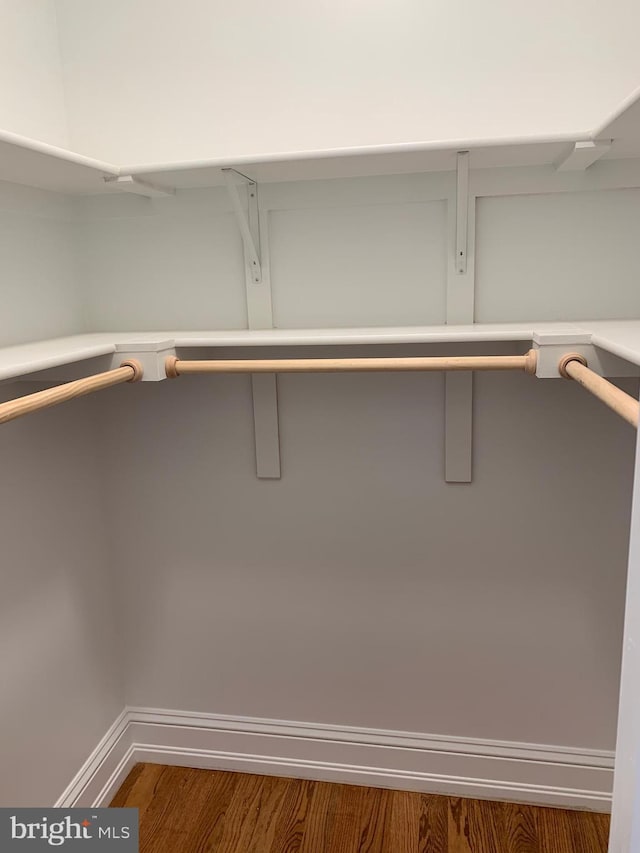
[1,82,640,195]
[3,321,640,383]
[0,130,118,193]
[124,137,581,189]
[1,116,640,195]
[0,129,582,193]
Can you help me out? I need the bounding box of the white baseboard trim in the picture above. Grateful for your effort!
[57,706,615,812]
[54,710,135,808]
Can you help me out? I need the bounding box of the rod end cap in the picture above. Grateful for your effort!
[558,352,587,379]
[120,359,144,382]
[165,356,180,379]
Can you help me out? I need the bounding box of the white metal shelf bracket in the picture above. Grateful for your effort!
[554,140,612,172]
[223,168,280,478]
[103,175,175,198]
[222,168,262,283]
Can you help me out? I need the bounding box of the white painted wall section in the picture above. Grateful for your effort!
[0,0,68,146]
[0,182,84,347]
[475,189,640,323]
[55,0,640,163]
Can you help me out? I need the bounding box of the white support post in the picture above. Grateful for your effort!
[223,168,281,479]
[455,151,469,274]
[444,371,473,482]
[609,425,640,852]
[444,152,475,483]
[251,374,281,478]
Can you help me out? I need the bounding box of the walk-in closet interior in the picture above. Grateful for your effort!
[3,1,640,850]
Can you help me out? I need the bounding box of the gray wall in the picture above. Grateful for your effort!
[0,387,121,806]
[1,170,638,810]
[79,173,640,752]
[98,365,634,749]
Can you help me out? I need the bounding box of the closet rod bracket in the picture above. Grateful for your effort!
[222,168,262,283]
[558,352,639,428]
[113,339,177,381]
[532,333,640,379]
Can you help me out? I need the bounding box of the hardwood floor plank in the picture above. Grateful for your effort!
[109,762,146,808]
[352,786,391,853]
[110,763,168,822]
[242,775,293,853]
[465,798,502,853]
[109,765,610,853]
[113,762,166,818]
[215,772,291,853]
[205,772,264,853]
[448,797,473,853]
[386,790,420,853]
[419,794,448,853]
[138,766,218,853]
[500,801,539,853]
[187,770,239,852]
[587,811,611,850]
[535,805,578,853]
[565,808,611,853]
[323,782,364,853]
[298,780,338,853]
[269,778,314,853]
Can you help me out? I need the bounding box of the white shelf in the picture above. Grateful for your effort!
[0,129,583,193]
[3,321,640,383]
[584,321,640,368]
[169,322,562,347]
[2,127,639,196]
[3,88,640,194]
[124,137,583,189]
[0,130,118,194]
[594,84,640,162]
[1,83,640,195]
[0,334,117,382]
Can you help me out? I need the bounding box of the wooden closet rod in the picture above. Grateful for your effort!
[0,360,143,426]
[165,350,538,377]
[559,353,639,428]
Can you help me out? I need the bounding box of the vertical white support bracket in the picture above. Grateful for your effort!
[223,168,281,479]
[609,425,640,852]
[222,168,262,283]
[251,374,281,478]
[455,151,469,274]
[445,151,475,483]
[445,371,473,482]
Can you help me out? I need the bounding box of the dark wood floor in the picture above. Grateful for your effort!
[111,763,610,852]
